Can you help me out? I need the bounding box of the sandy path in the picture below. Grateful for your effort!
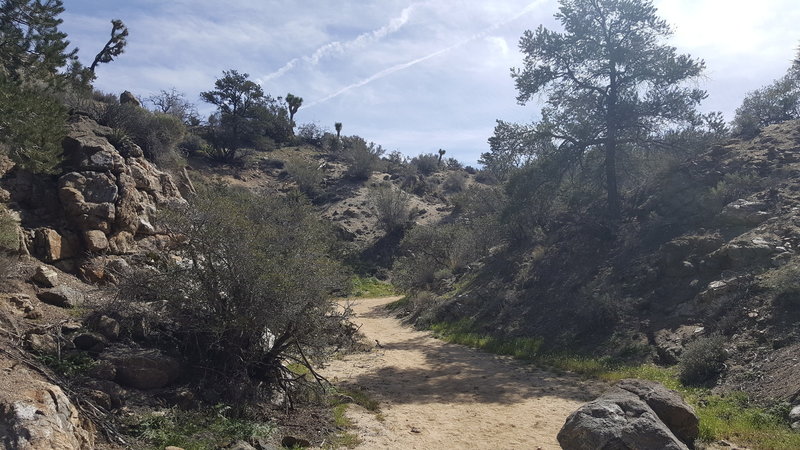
[320,296,608,449]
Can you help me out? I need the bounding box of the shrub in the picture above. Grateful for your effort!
[707,172,764,207]
[445,158,463,171]
[285,157,325,199]
[369,184,411,233]
[342,136,384,180]
[295,122,329,148]
[120,185,352,403]
[0,207,19,279]
[679,335,727,386]
[0,80,67,174]
[733,73,800,138]
[410,153,440,176]
[442,171,467,193]
[102,103,187,167]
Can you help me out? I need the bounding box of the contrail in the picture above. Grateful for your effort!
[304,0,545,109]
[260,3,421,82]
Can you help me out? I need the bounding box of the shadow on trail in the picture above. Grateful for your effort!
[339,300,603,406]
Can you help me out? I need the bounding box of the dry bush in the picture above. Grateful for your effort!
[369,184,410,232]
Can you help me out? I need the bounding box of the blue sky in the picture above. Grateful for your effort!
[60,0,800,165]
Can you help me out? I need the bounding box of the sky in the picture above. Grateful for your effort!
[60,0,800,166]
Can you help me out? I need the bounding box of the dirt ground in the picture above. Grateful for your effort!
[320,297,608,450]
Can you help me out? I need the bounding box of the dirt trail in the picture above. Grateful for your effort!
[320,297,608,449]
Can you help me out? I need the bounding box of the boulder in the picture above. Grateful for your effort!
[2,293,39,319]
[719,199,770,225]
[108,231,135,254]
[106,350,181,390]
[31,265,59,287]
[87,360,116,381]
[37,285,85,308]
[33,228,77,262]
[83,230,109,252]
[558,380,697,450]
[72,332,107,353]
[615,379,699,445]
[0,383,95,450]
[26,333,58,355]
[94,315,120,340]
[119,90,141,107]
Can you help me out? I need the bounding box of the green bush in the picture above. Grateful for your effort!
[0,80,67,174]
[342,136,383,180]
[102,103,187,167]
[679,335,727,386]
[285,157,325,199]
[369,184,410,232]
[442,171,467,193]
[733,73,800,138]
[120,185,352,403]
[410,153,440,176]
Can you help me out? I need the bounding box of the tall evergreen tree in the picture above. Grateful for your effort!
[511,0,705,218]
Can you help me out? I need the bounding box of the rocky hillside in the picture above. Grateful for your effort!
[421,119,800,405]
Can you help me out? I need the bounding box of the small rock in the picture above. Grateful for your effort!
[31,265,58,287]
[227,440,257,450]
[83,230,109,252]
[87,360,116,381]
[26,333,58,355]
[3,293,39,318]
[789,405,800,421]
[72,332,107,353]
[281,436,311,448]
[61,321,83,333]
[95,315,120,340]
[37,286,85,308]
[84,389,113,411]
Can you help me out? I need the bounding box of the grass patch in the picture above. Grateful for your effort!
[349,276,398,298]
[37,352,97,377]
[326,388,378,449]
[130,406,274,450]
[427,319,800,449]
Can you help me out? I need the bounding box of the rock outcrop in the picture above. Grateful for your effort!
[558,379,698,450]
[0,361,95,450]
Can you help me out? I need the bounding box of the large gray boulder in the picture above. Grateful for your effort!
[558,379,698,450]
[37,285,85,308]
[0,382,95,449]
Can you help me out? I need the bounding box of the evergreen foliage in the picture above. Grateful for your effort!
[501,0,706,218]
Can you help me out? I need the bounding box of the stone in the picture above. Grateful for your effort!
[790,405,800,421]
[719,199,770,225]
[87,360,116,381]
[95,315,120,340]
[33,228,77,262]
[26,333,58,355]
[84,230,109,252]
[37,285,85,308]
[59,171,118,205]
[62,133,126,174]
[615,379,699,445]
[106,350,181,390]
[31,265,58,287]
[119,90,141,107]
[72,332,107,353]
[558,380,698,450]
[84,389,113,411]
[61,321,83,333]
[227,441,257,450]
[108,231,135,254]
[2,293,38,319]
[83,379,125,409]
[0,383,95,450]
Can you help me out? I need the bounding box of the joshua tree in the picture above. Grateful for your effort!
[438,148,446,165]
[285,93,302,134]
[335,122,342,139]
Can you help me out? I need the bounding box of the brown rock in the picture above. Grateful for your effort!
[95,315,120,340]
[108,231,135,254]
[87,360,116,381]
[33,228,77,262]
[119,90,141,107]
[31,265,59,287]
[72,332,107,353]
[107,350,181,390]
[83,230,109,252]
[26,333,58,355]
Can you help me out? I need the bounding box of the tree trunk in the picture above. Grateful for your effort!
[605,141,620,219]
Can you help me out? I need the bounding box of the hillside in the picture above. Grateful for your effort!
[406,119,800,405]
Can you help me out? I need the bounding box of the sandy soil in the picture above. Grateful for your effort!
[320,296,608,449]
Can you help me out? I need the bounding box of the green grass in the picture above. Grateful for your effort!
[348,276,398,298]
[326,388,379,449]
[131,406,274,450]
[427,319,800,449]
[385,296,410,311]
